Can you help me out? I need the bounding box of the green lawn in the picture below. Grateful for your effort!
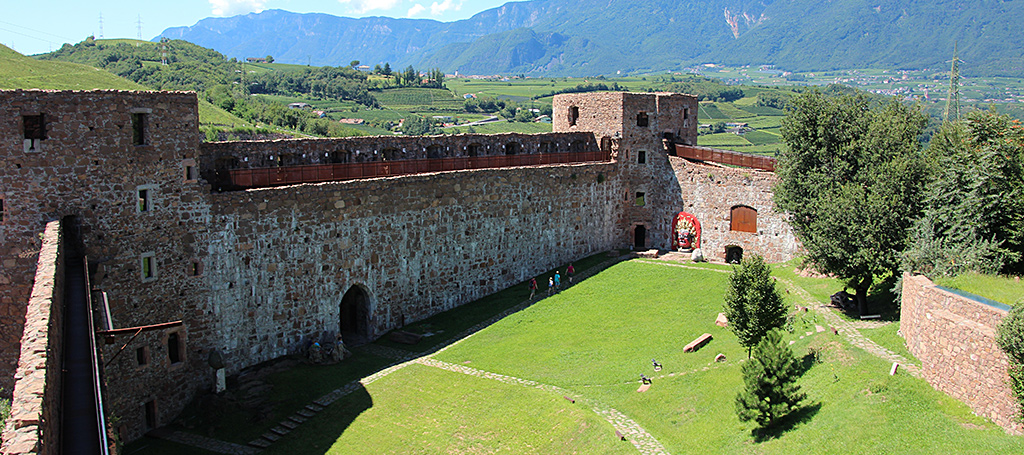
[446,121,553,135]
[934,272,1024,306]
[264,364,634,455]
[0,44,146,91]
[699,133,753,147]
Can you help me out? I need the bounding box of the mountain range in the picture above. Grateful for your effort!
[158,0,1024,77]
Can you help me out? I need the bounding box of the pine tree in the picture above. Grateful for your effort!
[723,255,788,357]
[735,329,806,429]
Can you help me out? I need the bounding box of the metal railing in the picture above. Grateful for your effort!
[674,144,776,172]
[218,150,612,190]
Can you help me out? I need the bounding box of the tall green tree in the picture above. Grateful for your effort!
[735,328,806,430]
[904,110,1024,277]
[774,90,929,314]
[723,255,788,357]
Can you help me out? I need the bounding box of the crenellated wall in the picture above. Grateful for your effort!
[901,273,1023,435]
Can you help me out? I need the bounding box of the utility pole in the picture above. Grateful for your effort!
[136,15,143,40]
[944,42,963,123]
[160,37,169,65]
[98,13,104,39]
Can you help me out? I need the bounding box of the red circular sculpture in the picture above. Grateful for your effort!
[672,211,701,251]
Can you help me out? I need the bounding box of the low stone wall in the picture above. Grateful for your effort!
[1,221,65,454]
[901,272,1022,434]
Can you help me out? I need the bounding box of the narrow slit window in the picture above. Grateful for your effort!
[189,260,202,277]
[568,106,579,126]
[167,332,182,364]
[132,113,147,146]
[637,112,649,127]
[138,189,150,212]
[183,160,197,182]
[637,150,647,164]
[0,198,5,224]
[23,114,46,152]
[635,192,646,207]
[683,108,690,120]
[141,253,157,282]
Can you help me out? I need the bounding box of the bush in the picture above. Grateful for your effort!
[736,329,806,429]
[997,305,1024,421]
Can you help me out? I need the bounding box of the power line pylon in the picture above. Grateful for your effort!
[944,42,964,123]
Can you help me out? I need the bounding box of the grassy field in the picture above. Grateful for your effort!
[0,44,146,90]
[934,272,1024,306]
[446,121,553,135]
[128,258,1024,454]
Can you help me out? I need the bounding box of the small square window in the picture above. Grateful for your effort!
[132,113,147,146]
[637,150,647,164]
[637,112,649,128]
[136,184,157,212]
[635,192,646,207]
[136,346,150,366]
[141,253,157,282]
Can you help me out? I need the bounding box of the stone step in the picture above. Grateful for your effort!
[306,404,324,412]
[247,438,272,449]
[261,432,281,442]
[270,426,291,436]
[281,420,299,430]
[297,409,316,418]
[288,414,308,424]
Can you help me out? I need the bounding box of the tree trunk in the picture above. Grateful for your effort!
[855,276,871,316]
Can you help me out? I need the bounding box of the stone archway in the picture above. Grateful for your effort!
[340,285,371,346]
[725,245,744,264]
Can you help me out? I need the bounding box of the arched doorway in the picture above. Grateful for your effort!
[634,225,647,250]
[340,286,371,346]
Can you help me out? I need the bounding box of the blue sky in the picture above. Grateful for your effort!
[0,0,512,56]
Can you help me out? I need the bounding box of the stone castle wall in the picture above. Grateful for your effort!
[1,89,803,443]
[901,273,1022,434]
[670,157,798,262]
[1,221,64,455]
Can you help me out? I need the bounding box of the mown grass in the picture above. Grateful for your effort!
[934,272,1024,306]
[375,87,463,110]
[263,364,635,455]
[860,323,919,363]
[699,133,753,147]
[0,44,146,90]
[446,121,553,135]
[743,129,781,145]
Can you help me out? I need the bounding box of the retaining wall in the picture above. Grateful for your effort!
[901,272,1023,434]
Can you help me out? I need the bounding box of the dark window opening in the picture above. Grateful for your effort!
[635,192,646,207]
[637,150,647,164]
[138,189,150,212]
[23,114,46,140]
[136,346,149,366]
[426,145,442,159]
[467,143,481,157]
[144,401,157,430]
[568,106,579,126]
[539,141,554,154]
[637,112,649,127]
[184,164,196,181]
[132,113,147,146]
[167,332,181,364]
[683,108,690,120]
[142,255,155,280]
[0,198,4,224]
[190,260,201,277]
[504,142,521,155]
[730,205,757,233]
[726,245,744,264]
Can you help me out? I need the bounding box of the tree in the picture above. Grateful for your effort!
[350,60,360,68]
[265,55,274,63]
[774,90,929,314]
[997,306,1024,422]
[382,62,392,76]
[723,255,788,357]
[904,110,1024,277]
[735,329,806,430]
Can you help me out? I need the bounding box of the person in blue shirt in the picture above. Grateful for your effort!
[554,271,561,289]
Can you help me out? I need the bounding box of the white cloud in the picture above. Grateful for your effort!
[407,4,427,17]
[430,0,462,16]
[209,0,266,17]
[338,0,403,15]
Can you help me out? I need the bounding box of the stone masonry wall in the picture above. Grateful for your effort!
[901,273,1023,434]
[670,157,799,263]
[1,220,64,455]
[0,90,213,443]
[203,161,624,372]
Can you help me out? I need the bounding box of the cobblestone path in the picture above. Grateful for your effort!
[776,277,921,378]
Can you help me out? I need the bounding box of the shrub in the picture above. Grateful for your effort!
[997,305,1024,421]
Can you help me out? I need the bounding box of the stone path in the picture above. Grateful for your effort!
[776,277,921,378]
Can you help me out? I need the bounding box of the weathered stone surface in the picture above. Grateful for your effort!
[902,273,1023,435]
[715,313,728,328]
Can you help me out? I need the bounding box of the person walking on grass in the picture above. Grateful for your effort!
[529,277,538,299]
[567,263,575,284]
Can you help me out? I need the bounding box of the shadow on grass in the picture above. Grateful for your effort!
[752,401,822,442]
[275,383,374,454]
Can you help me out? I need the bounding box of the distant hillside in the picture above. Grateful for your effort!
[158,0,1024,77]
[0,43,146,90]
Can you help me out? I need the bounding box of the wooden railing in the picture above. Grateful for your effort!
[674,144,776,172]
[217,150,612,190]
